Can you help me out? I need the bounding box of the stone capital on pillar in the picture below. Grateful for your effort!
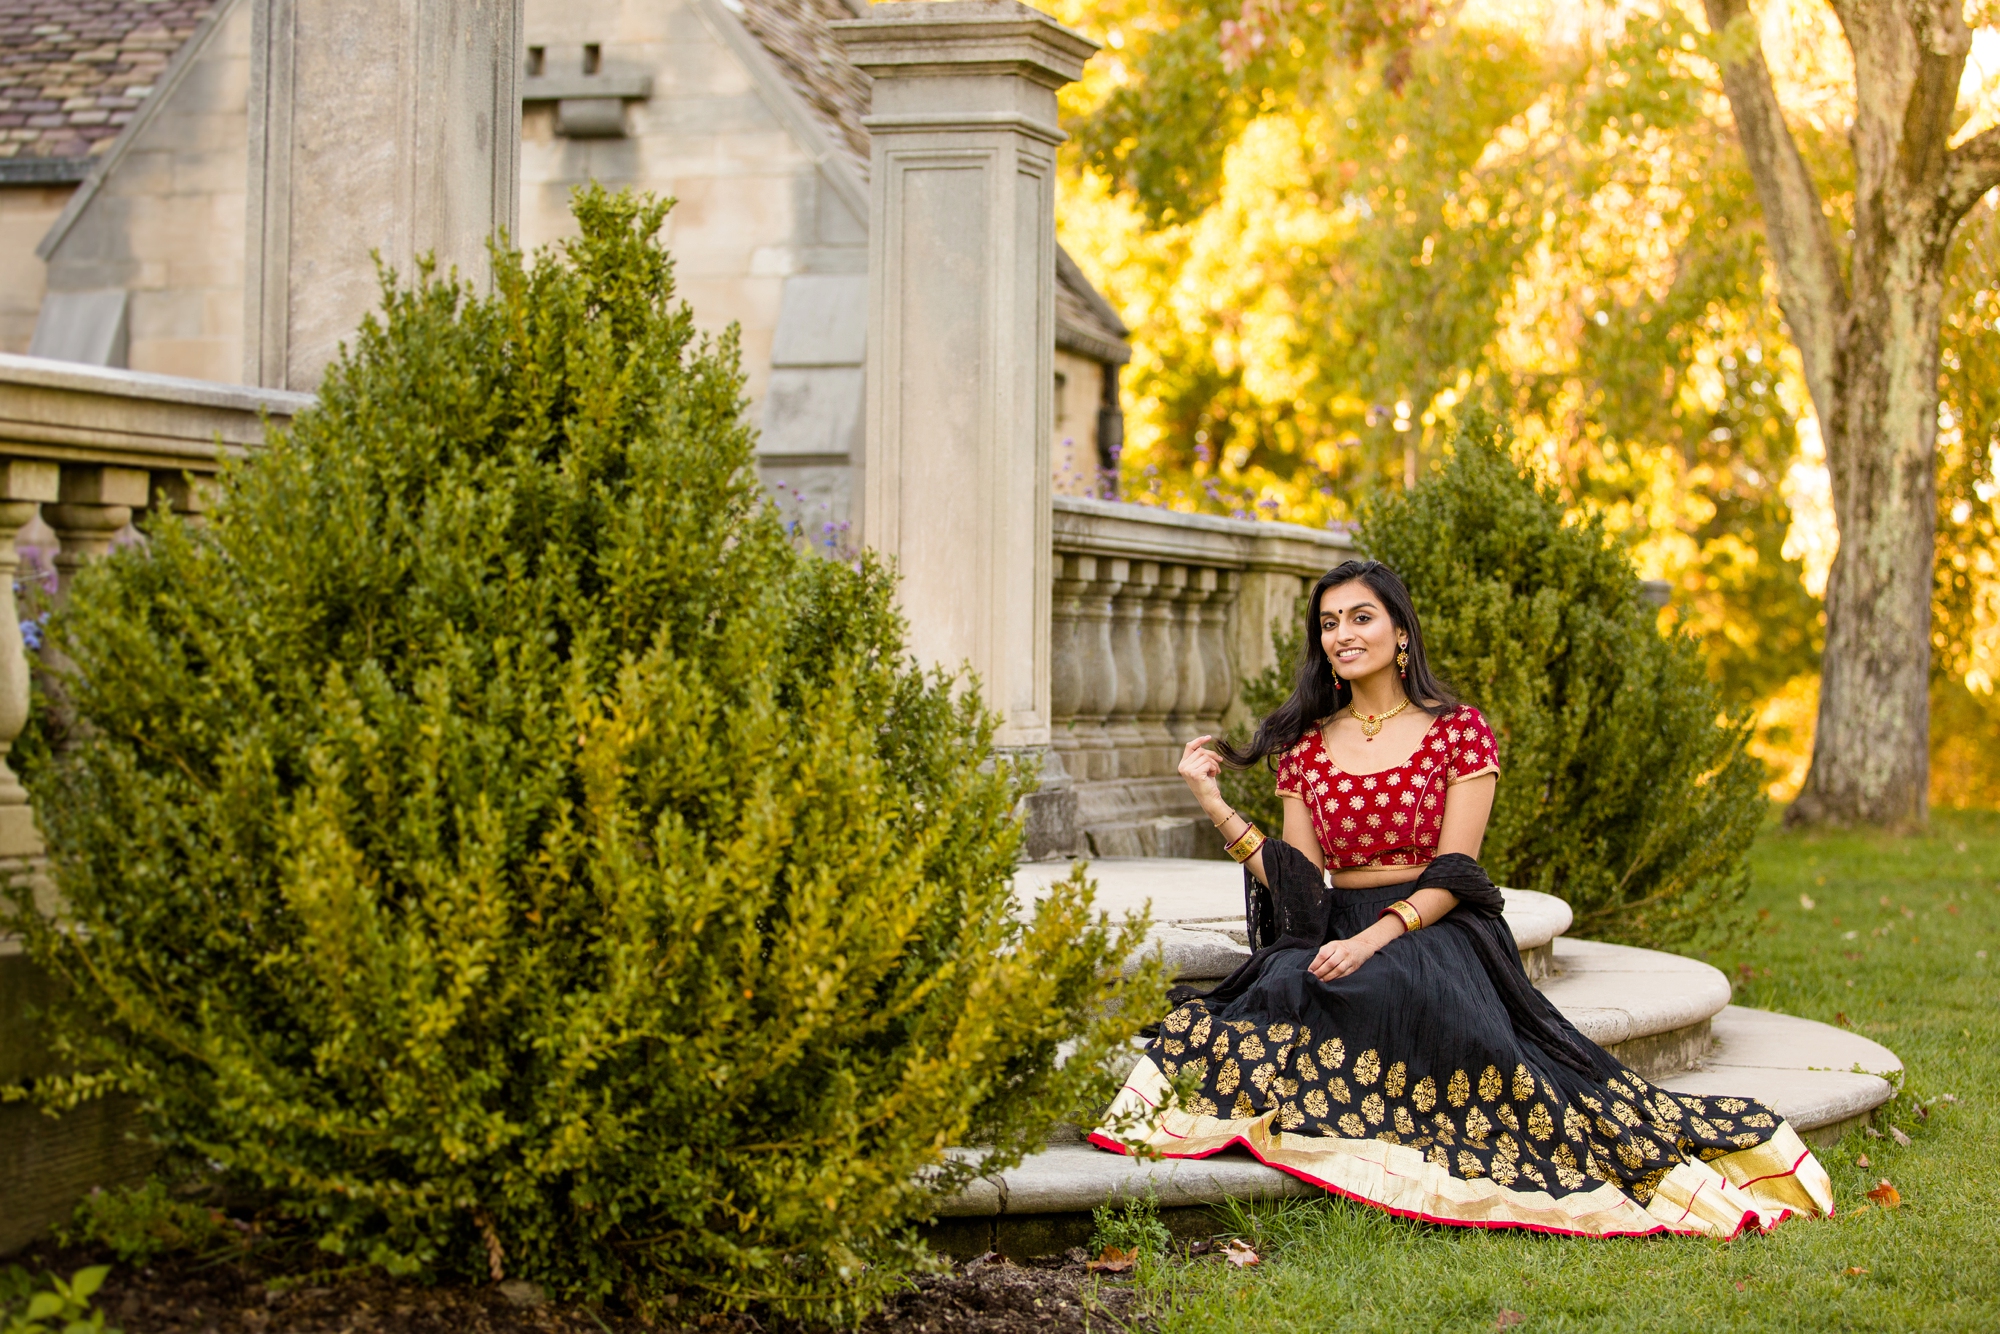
[833,2,1096,752]
[246,0,524,392]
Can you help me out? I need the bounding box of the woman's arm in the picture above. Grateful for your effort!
[1176,736,1321,885]
[1308,772,1497,981]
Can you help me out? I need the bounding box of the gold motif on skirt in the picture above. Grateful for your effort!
[1385,1061,1408,1097]
[1479,1065,1503,1101]
[1448,1069,1471,1107]
[1362,1092,1386,1124]
[1355,1049,1383,1085]
[1413,1075,1437,1112]
[1512,1064,1536,1101]
[1527,1104,1555,1140]
[1318,1037,1346,1069]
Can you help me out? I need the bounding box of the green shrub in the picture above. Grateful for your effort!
[57,1181,228,1264]
[4,187,1154,1317]
[1359,420,1764,944]
[0,1266,115,1334]
[1090,1195,1171,1259]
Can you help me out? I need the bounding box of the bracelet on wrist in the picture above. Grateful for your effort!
[1380,899,1423,933]
[1224,824,1266,864]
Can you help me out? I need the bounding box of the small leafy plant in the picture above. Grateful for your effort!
[56,1181,231,1264]
[0,1266,117,1334]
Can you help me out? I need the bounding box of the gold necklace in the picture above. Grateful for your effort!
[1350,697,1413,740]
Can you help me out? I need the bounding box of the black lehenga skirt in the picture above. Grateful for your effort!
[1089,849,1832,1238]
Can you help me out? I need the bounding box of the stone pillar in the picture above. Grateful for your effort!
[246,0,523,391]
[45,466,150,598]
[833,2,1095,757]
[0,462,59,860]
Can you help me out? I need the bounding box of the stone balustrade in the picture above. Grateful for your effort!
[0,354,311,863]
[1049,495,1352,858]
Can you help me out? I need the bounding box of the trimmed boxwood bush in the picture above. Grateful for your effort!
[1226,419,1763,946]
[4,189,1154,1317]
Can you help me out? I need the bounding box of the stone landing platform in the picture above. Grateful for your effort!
[945,858,1902,1253]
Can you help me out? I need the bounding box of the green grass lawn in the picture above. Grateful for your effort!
[1123,812,2000,1333]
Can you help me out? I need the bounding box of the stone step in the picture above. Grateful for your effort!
[1538,938,1732,1079]
[936,1005,1900,1236]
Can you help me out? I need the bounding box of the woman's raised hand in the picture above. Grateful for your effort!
[1178,735,1225,802]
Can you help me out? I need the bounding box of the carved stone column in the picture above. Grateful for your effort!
[833,3,1095,755]
[1137,565,1182,776]
[1201,570,1240,731]
[45,466,149,598]
[1106,561,1152,777]
[0,461,59,860]
[1073,556,1123,781]
[1170,567,1216,744]
[1049,551,1090,781]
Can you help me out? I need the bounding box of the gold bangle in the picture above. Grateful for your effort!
[1224,824,1266,864]
[1381,899,1423,933]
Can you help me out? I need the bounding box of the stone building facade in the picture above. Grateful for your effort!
[0,0,1130,520]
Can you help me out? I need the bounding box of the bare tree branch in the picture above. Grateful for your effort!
[1947,124,2000,221]
[1701,0,1850,418]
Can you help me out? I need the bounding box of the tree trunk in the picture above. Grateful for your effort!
[1701,0,2000,827]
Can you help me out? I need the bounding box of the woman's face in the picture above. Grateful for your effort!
[1319,580,1404,682]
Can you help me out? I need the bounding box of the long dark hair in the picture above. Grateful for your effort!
[1220,559,1460,768]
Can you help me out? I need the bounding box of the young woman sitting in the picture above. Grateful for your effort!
[1089,559,1832,1238]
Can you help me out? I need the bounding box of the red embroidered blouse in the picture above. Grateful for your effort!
[1273,705,1500,871]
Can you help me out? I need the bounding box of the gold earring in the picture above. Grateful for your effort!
[1396,646,1409,669]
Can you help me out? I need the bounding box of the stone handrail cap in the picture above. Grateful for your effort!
[831,1,1099,86]
[0,353,314,419]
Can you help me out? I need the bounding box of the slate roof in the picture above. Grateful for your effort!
[0,0,217,172]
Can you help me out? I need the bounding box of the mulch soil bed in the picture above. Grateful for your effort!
[11,1241,1154,1334]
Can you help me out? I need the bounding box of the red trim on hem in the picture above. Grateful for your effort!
[1729,1146,1814,1189]
[1083,1131,1775,1241]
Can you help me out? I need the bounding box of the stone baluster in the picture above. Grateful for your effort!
[1200,570,1240,731]
[1072,556,1123,781]
[150,471,218,524]
[1169,567,1216,745]
[0,461,60,861]
[45,466,150,599]
[1106,561,1152,777]
[1137,565,1183,776]
[1049,552,1090,780]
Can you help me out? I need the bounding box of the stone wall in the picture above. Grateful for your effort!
[0,185,74,355]
[35,0,250,381]
[1050,496,1351,857]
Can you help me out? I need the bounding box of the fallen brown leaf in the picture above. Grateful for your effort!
[1890,1125,1912,1147]
[1854,1153,1871,1168]
[1848,1203,1869,1215]
[1915,1103,1930,1121]
[1495,1311,1525,1330]
[1845,1266,1869,1276]
[1836,1012,1850,1027]
[1734,1281,1746,1292]
[1224,1239,1261,1268]
[1087,1246,1136,1274]
[1866,1180,1901,1209]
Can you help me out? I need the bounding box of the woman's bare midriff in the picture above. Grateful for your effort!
[1329,861,1427,891]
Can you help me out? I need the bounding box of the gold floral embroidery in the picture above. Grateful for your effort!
[1189,1014,1212,1046]
[1717,1097,1748,1114]
[1296,1051,1320,1083]
[1393,1104,1416,1135]
[1412,1076,1437,1112]
[1275,1076,1299,1097]
[1303,1088,1330,1118]
[1385,1062,1407,1097]
[1478,1065,1503,1101]
[1427,1144,1447,1166]
[1239,1033,1267,1061]
[1163,1038,1185,1056]
[1447,1069,1471,1107]
[1596,1115,1623,1140]
[1743,1112,1775,1129]
[1232,1090,1256,1119]
[1212,1031,1232,1059]
[1496,1104,1520,1131]
[1612,1100,1640,1127]
[1327,1076,1352,1105]
[1512,1064,1536,1102]
[1690,1116,1718,1138]
[1355,1049,1383,1086]
[1362,1092,1386,1124]
[1165,1008,1193,1034]
[1268,1023,1295,1042]
[1552,1144,1585,1189]
[1564,1106,1591,1142]
[1251,1062,1278,1093]
[1456,1150,1486,1178]
[1489,1157,1518,1186]
[1464,1105,1492,1141]
[1217,1059,1241,1096]
[1616,1138,1645,1169]
[1278,1101,1306,1130]
[1188,1094,1218,1117]
[1228,1021,1256,1034]
[1527,1104,1555,1141]
[1339,1112,1366,1137]
[1318,1037,1346,1070]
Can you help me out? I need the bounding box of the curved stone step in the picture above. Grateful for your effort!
[1013,857,1574,981]
[938,1005,1899,1228]
[1537,938,1732,1080]
[1658,1005,1901,1147]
